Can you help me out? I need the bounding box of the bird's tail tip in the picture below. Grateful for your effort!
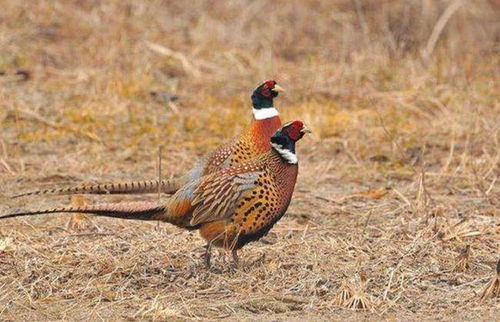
[0,201,166,221]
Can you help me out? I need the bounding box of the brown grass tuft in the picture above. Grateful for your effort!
[453,244,471,273]
[333,278,354,307]
[344,274,374,311]
[479,259,500,303]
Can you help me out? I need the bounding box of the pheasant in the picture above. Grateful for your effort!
[2,121,310,267]
[12,80,284,198]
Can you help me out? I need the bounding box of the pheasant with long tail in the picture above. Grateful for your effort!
[2,121,310,267]
[12,80,284,198]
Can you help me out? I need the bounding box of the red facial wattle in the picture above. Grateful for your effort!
[285,120,304,141]
[260,79,277,97]
[264,79,276,89]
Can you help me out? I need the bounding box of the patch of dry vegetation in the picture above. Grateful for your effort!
[0,0,498,320]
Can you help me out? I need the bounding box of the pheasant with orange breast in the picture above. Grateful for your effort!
[12,80,285,198]
[2,121,310,267]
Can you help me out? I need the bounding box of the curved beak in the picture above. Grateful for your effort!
[300,125,312,134]
[273,84,285,93]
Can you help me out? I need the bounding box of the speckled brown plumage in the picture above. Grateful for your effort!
[2,121,309,267]
[201,115,282,175]
[196,153,297,251]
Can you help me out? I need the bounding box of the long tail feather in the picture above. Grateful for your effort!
[11,179,182,198]
[0,201,166,221]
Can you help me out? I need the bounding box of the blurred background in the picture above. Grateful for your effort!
[1,0,498,168]
[0,1,498,320]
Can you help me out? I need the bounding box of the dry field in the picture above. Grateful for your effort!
[0,0,499,320]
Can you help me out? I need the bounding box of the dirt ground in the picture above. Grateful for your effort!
[0,1,498,320]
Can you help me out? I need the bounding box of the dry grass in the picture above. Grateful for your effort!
[0,0,499,320]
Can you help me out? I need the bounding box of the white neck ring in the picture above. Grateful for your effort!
[253,107,279,120]
[271,143,298,164]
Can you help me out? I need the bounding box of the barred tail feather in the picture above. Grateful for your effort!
[11,179,182,198]
[0,201,166,221]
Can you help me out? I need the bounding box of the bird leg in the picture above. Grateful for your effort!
[204,241,213,269]
[232,249,239,267]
